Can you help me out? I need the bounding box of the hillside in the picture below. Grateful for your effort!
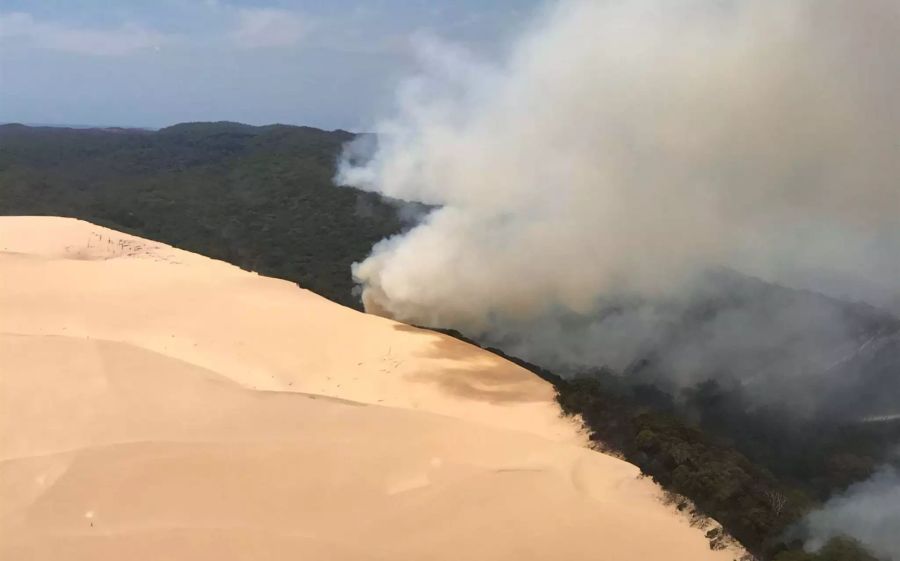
[0,216,739,561]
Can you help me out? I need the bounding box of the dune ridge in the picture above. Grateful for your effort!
[0,216,738,560]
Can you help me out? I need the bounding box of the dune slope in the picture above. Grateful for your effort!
[0,216,737,560]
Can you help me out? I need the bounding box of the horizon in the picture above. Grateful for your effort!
[0,1,540,130]
[0,120,358,132]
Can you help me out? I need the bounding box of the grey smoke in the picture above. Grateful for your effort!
[338,0,899,324]
[805,466,900,560]
[337,0,900,401]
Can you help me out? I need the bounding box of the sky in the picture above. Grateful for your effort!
[0,0,541,130]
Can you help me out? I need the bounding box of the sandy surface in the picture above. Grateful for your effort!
[0,216,739,560]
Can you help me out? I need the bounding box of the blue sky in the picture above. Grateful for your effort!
[0,0,541,129]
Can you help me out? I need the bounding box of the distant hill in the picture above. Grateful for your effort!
[0,122,402,309]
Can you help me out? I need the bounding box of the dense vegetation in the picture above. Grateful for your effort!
[540,280,900,559]
[556,376,896,560]
[2,123,893,560]
[434,319,896,560]
[0,122,402,309]
[440,322,898,560]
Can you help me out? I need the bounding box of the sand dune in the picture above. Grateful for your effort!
[0,216,738,560]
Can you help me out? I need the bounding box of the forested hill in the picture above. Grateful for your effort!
[0,122,402,309]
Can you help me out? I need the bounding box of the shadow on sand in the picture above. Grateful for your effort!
[392,323,550,405]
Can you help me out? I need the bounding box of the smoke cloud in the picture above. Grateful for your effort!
[805,466,900,560]
[337,0,900,407]
[339,0,899,322]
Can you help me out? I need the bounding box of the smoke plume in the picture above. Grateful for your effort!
[337,0,900,403]
[805,466,900,560]
[339,0,899,319]
[337,2,900,553]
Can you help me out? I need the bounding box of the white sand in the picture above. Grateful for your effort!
[0,216,739,560]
